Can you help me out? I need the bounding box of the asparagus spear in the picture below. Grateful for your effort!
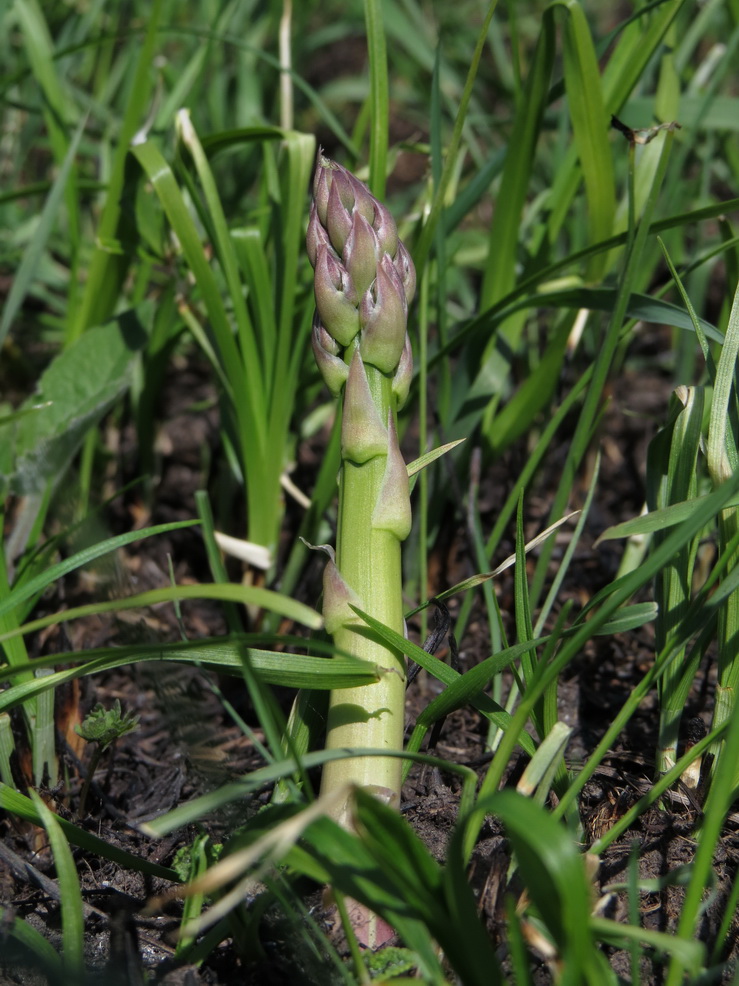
[307,155,415,815]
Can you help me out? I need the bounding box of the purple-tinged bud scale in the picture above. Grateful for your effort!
[313,162,331,225]
[343,211,381,297]
[372,413,412,540]
[326,177,353,256]
[393,241,416,306]
[359,255,408,374]
[307,201,333,269]
[312,315,349,397]
[371,199,399,258]
[392,334,413,410]
[341,349,388,463]
[323,559,364,634]
[313,245,360,348]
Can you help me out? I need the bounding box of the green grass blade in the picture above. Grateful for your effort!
[602,0,685,112]
[588,720,727,854]
[348,791,501,986]
[707,280,739,483]
[516,720,572,804]
[649,386,704,773]
[70,0,165,339]
[231,227,277,389]
[532,123,680,606]
[128,141,256,430]
[468,790,598,979]
[482,470,739,823]
[0,713,14,785]
[558,0,615,281]
[479,8,554,310]
[176,111,265,416]
[665,689,739,986]
[0,520,199,625]
[0,583,322,648]
[30,791,85,979]
[412,0,501,277]
[14,0,74,130]
[0,119,84,349]
[274,130,315,347]
[596,490,739,541]
[351,606,537,756]
[593,917,703,973]
[175,833,214,957]
[31,668,56,785]
[194,490,243,633]
[546,0,685,242]
[268,134,315,525]
[364,0,389,199]
[0,642,381,714]
[707,280,739,758]
[14,0,81,333]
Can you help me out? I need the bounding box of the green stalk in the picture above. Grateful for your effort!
[322,361,406,802]
[307,156,415,813]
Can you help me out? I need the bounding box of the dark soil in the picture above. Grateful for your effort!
[2,337,738,985]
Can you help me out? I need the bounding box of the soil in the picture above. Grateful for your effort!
[2,332,738,985]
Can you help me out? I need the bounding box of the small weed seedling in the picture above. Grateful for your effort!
[74,699,139,817]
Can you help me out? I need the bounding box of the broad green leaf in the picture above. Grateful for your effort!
[0,306,151,499]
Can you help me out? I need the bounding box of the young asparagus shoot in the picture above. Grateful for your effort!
[307,154,415,816]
